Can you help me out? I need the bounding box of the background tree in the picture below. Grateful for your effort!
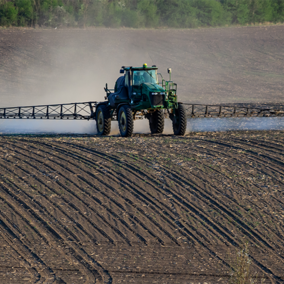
[0,0,283,28]
[0,0,18,26]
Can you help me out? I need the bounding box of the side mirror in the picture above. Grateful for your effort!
[120,69,124,74]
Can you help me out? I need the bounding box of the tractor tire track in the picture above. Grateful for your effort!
[98,140,283,280]
[0,165,105,284]
[0,183,64,284]
[2,140,168,247]
[31,141,258,268]
[198,137,284,199]
[2,136,282,281]
[0,210,43,283]
[18,139,235,264]
[43,140,237,247]
[0,148,109,284]
[194,137,284,231]
[165,141,284,248]
[13,139,189,247]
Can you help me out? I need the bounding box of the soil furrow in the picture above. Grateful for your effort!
[18,139,183,246]
[169,142,284,246]
[3,140,163,247]
[123,146,282,254]
[37,140,249,267]
[46,140,234,246]
[68,139,284,281]
[14,139,190,244]
[0,142,133,246]
[0,182,69,283]
[95,142,273,249]
[183,139,284,245]
[0,180,103,284]
[187,139,284,252]
[0,154,114,246]
[246,139,284,155]
[22,138,236,267]
[0,211,42,283]
[198,138,284,205]
[0,211,59,284]
[98,141,283,279]
[0,155,107,284]
[226,138,284,167]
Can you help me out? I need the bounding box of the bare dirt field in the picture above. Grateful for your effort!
[1,25,284,283]
[1,132,284,283]
[0,25,284,107]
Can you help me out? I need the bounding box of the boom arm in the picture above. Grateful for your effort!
[0,102,98,120]
[184,104,284,118]
[0,102,283,121]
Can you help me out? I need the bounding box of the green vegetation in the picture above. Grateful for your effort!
[0,0,283,28]
[229,243,265,284]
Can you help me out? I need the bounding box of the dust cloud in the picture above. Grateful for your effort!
[187,117,284,132]
[132,116,284,136]
[0,119,96,134]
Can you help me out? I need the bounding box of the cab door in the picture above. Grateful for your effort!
[125,71,132,99]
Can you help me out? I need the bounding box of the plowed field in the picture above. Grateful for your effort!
[1,131,284,283]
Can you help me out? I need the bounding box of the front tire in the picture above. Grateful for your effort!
[118,105,133,137]
[149,110,164,134]
[173,103,187,136]
[96,105,111,135]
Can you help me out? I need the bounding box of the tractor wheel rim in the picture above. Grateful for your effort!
[120,112,127,132]
[97,110,104,132]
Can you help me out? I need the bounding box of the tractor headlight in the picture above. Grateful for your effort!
[151,92,159,95]
[160,92,165,95]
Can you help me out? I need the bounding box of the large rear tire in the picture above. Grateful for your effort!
[173,103,187,136]
[118,105,133,137]
[96,105,111,135]
[149,110,164,134]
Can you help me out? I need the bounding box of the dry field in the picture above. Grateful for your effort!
[0,25,284,283]
[0,25,284,106]
[1,132,284,283]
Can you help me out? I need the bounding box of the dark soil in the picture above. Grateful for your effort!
[0,132,284,283]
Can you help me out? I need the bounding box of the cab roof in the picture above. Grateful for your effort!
[122,65,158,71]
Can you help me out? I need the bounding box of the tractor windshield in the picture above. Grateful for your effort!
[132,70,157,86]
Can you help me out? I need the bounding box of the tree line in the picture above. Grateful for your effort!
[0,0,284,28]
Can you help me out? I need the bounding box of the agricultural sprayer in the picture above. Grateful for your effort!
[0,64,284,136]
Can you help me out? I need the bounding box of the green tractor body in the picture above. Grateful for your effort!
[96,64,187,137]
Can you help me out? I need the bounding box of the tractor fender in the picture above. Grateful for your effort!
[116,103,130,114]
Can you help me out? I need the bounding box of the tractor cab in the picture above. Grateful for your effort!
[107,64,162,107]
[121,64,159,101]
